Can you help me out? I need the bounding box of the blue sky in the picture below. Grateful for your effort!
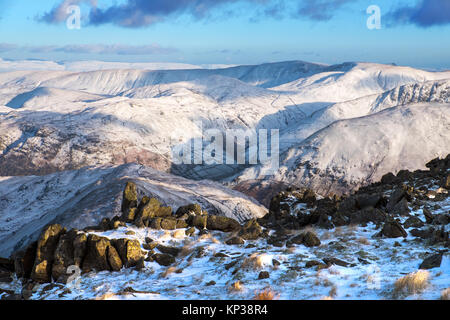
[0,0,449,69]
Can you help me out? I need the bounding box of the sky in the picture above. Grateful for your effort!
[0,0,449,69]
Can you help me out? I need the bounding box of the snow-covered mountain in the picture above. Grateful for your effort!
[0,60,449,201]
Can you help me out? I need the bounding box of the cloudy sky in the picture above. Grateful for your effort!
[0,0,449,69]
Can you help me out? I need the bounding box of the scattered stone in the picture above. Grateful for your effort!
[226,237,245,245]
[289,231,321,247]
[157,245,181,257]
[153,253,175,267]
[239,219,262,240]
[205,281,216,286]
[258,271,270,280]
[323,257,352,267]
[379,220,407,238]
[404,216,425,229]
[419,253,443,270]
[214,253,229,258]
[390,198,410,216]
[272,259,281,268]
[207,215,241,232]
[381,172,398,185]
[185,227,196,237]
[423,208,434,224]
[305,260,322,268]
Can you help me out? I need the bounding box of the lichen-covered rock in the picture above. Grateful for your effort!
[153,253,175,266]
[134,198,161,225]
[52,230,78,282]
[113,239,144,268]
[289,231,321,247]
[121,182,138,219]
[239,219,262,240]
[31,224,65,283]
[82,235,111,273]
[192,215,208,230]
[107,246,123,271]
[73,233,87,267]
[206,215,240,232]
[176,204,202,217]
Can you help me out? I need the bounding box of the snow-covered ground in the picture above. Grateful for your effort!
[2,195,447,301]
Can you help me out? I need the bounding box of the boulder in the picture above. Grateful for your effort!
[444,174,450,190]
[356,194,384,209]
[419,253,443,270]
[82,235,111,273]
[206,215,240,232]
[153,253,176,266]
[31,224,65,283]
[176,204,202,217]
[157,245,181,257]
[423,208,434,224]
[258,271,270,280]
[192,215,208,230]
[381,172,398,185]
[107,246,123,272]
[121,182,138,220]
[348,207,386,225]
[52,230,78,282]
[239,219,263,240]
[289,231,321,247]
[323,257,352,267]
[386,189,405,212]
[379,220,407,238]
[226,237,245,245]
[73,233,87,267]
[113,239,144,268]
[12,241,37,279]
[134,198,161,225]
[403,216,425,229]
[390,198,410,216]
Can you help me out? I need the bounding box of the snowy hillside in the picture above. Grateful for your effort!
[0,164,267,257]
[237,103,450,199]
[0,60,449,197]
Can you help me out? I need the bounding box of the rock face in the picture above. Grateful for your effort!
[31,224,65,283]
[82,235,112,273]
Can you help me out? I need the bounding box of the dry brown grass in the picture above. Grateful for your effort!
[320,296,334,300]
[199,233,221,244]
[328,285,338,298]
[394,270,430,296]
[253,287,278,300]
[440,288,450,300]
[242,253,269,270]
[229,281,244,292]
[357,237,370,245]
[160,266,177,278]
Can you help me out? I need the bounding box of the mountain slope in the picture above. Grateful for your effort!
[0,163,267,257]
[236,103,450,201]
